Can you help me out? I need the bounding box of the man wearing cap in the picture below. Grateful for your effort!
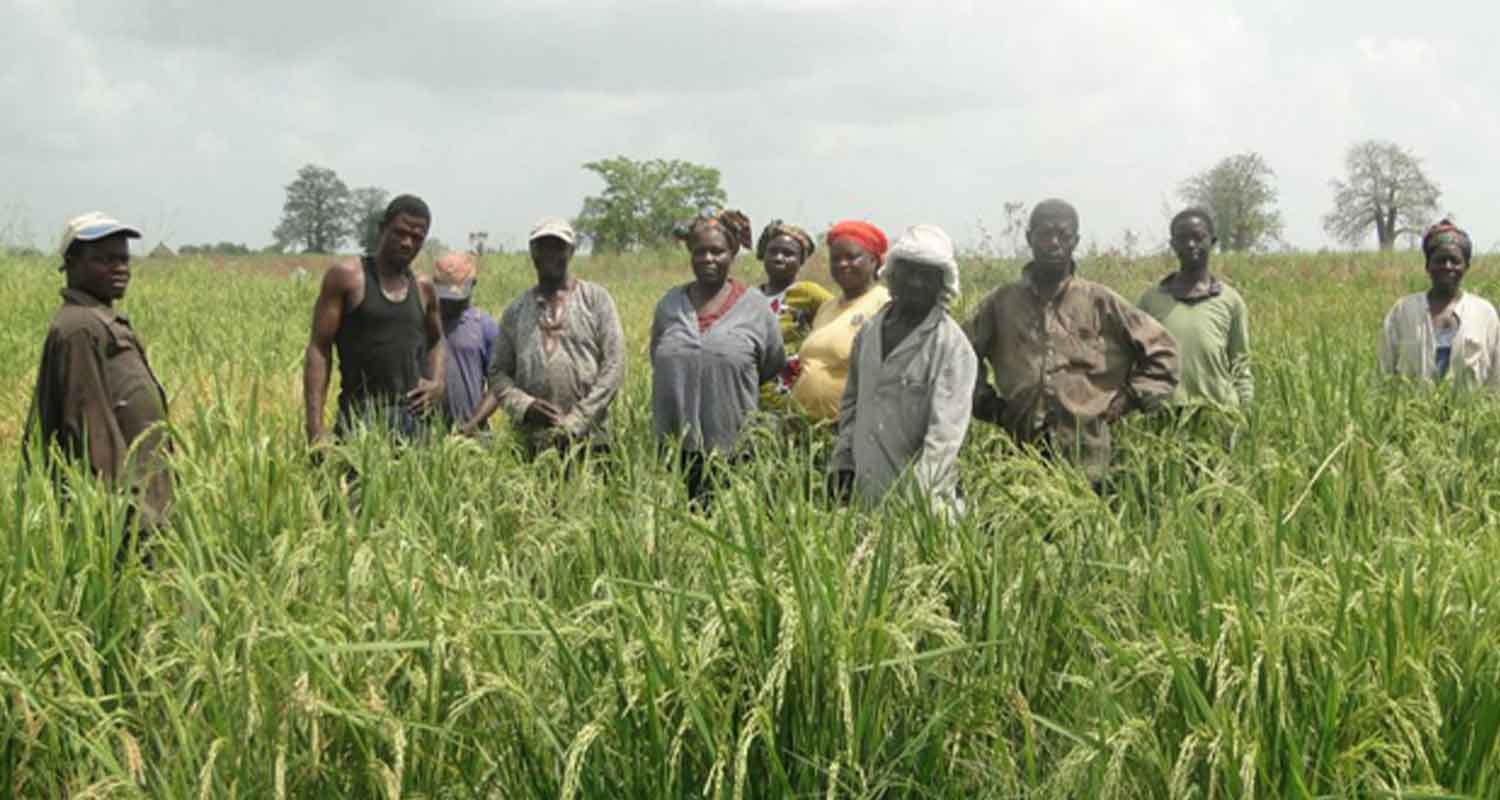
[459,218,625,456]
[25,212,173,537]
[303,194,445,443]
[431,251,501,427]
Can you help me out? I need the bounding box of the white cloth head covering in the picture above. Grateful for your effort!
[885,224,960,301]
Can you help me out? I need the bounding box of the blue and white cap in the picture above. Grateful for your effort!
[59,211,142,256]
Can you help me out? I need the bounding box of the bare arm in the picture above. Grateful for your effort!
[962,296,1004,424]
[405,276,447,413]
[303,261,356,444]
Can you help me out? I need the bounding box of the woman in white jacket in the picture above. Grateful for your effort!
[1379,219,1500,392]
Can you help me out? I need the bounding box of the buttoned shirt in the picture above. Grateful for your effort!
[25,289,173,529]
[831,305,976,515]
[1379,291,1500,391]
[965,264,1179,479]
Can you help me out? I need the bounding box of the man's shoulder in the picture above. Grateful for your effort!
[47,302,111,343]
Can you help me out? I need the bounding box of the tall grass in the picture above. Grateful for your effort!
[3,247,1499,797]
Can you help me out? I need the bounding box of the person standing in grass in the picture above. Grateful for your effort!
[1379,219,1500,390]
[25,212,173,539]
[429,252,500,429]
[1136,208,1253,411]
[303,194,446,444]
[652,209,786,507]
[966,199,1179,487]
[756,220,832,403]
[459,218,626,456]
[829,225,976,515]
[791,220,891,422]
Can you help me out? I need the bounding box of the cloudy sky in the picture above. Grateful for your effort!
[5,0,1497,255]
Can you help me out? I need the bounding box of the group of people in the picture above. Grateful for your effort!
[23,195,1491,540]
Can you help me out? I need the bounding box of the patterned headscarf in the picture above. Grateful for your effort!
[675,209,754,253]
[826,220,890,265]
[755,220,816,262]
[1422,218,1473,262]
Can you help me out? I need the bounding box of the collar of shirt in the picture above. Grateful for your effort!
[532,279,577,306]
[1158,272,1223,302]
[1021,261,1076,303]
[60,287,127,325]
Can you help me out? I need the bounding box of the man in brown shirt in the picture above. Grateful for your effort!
[25,212,173,534]
[965,199,1178,483]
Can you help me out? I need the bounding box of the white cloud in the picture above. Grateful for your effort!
[3,0,1498,255]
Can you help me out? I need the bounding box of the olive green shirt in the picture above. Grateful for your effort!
[1137,276,1252,410]
[25,289,173,529]
[965,264,1179,480]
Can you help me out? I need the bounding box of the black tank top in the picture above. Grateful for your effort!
[334,257,426,418]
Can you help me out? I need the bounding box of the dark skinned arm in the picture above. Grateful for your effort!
[405,276,447,414]
[303,261,356,445]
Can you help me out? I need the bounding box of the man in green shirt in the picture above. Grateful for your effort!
[1136,208,1252,411]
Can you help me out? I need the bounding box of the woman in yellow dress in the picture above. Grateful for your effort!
[791,220,891,422]
[757,220,833,401]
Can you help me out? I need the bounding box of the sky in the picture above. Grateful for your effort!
[4,0,1498,255]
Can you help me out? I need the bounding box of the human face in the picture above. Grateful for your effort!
[66,235,132,304]
[690,227,735,289]
[1027,215,1079,269]
[530,236,573,285]
[829,237,879,297]
[887,261,945,316]
[762,234,805,291]
[377,213,429,267]
[1170,215,1215,271]
[1427,242,1468,295]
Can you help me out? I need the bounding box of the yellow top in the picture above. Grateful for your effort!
[792,285,891,421]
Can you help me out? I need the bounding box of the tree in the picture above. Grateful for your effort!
[1178,152,1284,252]
[272,164,353,254]
[1322,140,1441,251]
[574,157,727,253]
[348,186,390,255]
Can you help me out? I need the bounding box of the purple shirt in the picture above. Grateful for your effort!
[442,306,500,424]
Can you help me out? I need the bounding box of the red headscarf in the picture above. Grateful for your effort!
[826,220,889,264]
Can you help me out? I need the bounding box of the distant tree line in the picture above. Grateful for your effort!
[179,242,254,256]
[268,139,1449,258]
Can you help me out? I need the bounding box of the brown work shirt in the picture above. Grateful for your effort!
[965,263,1179,479]
[25,289,173,529]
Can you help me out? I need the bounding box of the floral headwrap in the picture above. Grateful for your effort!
[826,220,890,265]
[675,209,753,253]
[1422,218,1473,263]
[755,220,816,262]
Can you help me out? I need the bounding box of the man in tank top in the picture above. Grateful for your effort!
[303,194,446,443]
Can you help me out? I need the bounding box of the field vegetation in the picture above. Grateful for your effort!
[3,246,1500,798]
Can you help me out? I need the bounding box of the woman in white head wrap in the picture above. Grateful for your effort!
[829,224,976,517]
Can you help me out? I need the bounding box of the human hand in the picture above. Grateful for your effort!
[974,391,1006,424]
[827,470,855,504]
[405,379,444,414]
[1102,392,1133,424]
[522,399,564,428]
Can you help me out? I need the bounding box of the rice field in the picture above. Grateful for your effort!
[3,245,1499,798]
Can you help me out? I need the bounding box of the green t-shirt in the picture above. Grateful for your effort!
[1137,279,1252,410]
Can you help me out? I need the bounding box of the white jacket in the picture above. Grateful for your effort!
[1379,291,1500,392]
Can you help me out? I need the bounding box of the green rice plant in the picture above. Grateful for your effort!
[2,247,1499,798]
